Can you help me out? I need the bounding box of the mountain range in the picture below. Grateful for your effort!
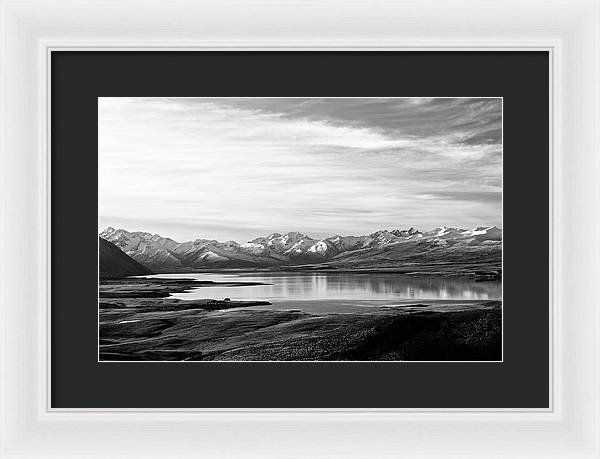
[99,225,502,273]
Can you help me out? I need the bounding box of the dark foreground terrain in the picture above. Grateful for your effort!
[99,277,501,361]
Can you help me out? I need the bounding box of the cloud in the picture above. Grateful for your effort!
[99,97,502,241]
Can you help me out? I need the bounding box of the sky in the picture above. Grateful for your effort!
[98,97,502,243]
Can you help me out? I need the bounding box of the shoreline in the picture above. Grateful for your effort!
[142,264,502,280]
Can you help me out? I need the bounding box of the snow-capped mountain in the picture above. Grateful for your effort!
[99,227,182,268]
[461,225,502,241]
[318,225,502,271]
[99,226,502,270]
[424,226,465,239]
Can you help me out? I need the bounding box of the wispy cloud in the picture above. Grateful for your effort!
[99,97,502,242]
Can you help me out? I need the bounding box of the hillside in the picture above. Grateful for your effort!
[99,237,153,278]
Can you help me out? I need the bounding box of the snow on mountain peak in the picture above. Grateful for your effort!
[308,240,329,253]
[200,251,228,262]
[435,226,450,236]
[460,225,502,241]
[428,226,465,238]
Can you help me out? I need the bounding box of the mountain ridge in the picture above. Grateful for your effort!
[99,225,502,272]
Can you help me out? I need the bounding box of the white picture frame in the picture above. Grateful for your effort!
[1,0,598,457]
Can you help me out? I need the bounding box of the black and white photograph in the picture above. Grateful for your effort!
[98,97,502,362]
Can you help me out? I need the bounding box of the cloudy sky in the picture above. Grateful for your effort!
[98,97,502,242]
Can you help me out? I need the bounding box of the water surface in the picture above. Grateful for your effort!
[141,272,501,314]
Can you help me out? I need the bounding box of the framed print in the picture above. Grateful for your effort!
[52,51,546,409]
[1,1,599,458]
[97,95,504,363]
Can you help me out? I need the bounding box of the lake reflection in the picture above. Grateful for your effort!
[143,272,501,311]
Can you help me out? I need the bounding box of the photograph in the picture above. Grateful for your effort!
[98,97,503,362]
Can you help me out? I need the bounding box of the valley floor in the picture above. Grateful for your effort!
[99,277,502,361]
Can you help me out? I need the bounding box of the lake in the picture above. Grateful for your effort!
[141,272,502,314]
